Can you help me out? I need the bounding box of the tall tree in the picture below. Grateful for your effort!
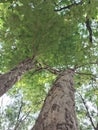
[31,69,78,130]
[0,0,98,130]
[0,57,36,96]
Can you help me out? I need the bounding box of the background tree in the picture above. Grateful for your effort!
[0,0,98,130]
[0,90,36,130]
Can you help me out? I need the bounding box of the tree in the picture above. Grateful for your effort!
[0,0,98,130]
[0,91,35,130]
[0,57,36,96]
[31,69,79,130]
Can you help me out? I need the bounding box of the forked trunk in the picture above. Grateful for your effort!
[31,69,78,130]
[0,58,36,96]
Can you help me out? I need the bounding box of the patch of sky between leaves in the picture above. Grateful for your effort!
[0,42,2,49]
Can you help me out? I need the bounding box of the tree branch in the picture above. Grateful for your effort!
[14,99,23,130]
[32,61,98,78]
[96,105,98,130]
[43,66,60,75]
[0,57,37,97]
[79,93,96,130]
[54,0,83,11]
[75,71,97,78]
[17,100,23,122]
[14,109,31,130]
[85,16,93,44]
[32,62,61,75]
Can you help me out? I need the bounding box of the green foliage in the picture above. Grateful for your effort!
[1,0,97,70]
[76,82,98,130]
[0,92,36,130]
[9,71,56,111]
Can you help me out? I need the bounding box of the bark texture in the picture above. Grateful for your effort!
[31,69,78,130]
[0,58,36,96]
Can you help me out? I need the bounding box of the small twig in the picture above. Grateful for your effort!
[17,100,23,121]
[19,109,31,122]
[75,71,97,78]
[74,61,98,70]
[78,93,96,130]
[14,99,23,130]
[14,109,31,130]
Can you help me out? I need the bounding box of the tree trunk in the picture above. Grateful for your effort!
[31,69,78,130]
[0,58,37,97]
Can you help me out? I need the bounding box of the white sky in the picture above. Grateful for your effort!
[0,94,11,107]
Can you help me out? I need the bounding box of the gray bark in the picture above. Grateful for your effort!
[0,58,36,97]
[31,69,78,130]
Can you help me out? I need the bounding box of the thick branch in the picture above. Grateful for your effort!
[0,58,37,97]
[43,66,61,75]
[33,62,61,75]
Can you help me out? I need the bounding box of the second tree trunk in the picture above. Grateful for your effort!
[31,69,78,130]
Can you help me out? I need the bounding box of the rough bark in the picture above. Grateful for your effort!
[0,58,37,97]
[31,69,78,130]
